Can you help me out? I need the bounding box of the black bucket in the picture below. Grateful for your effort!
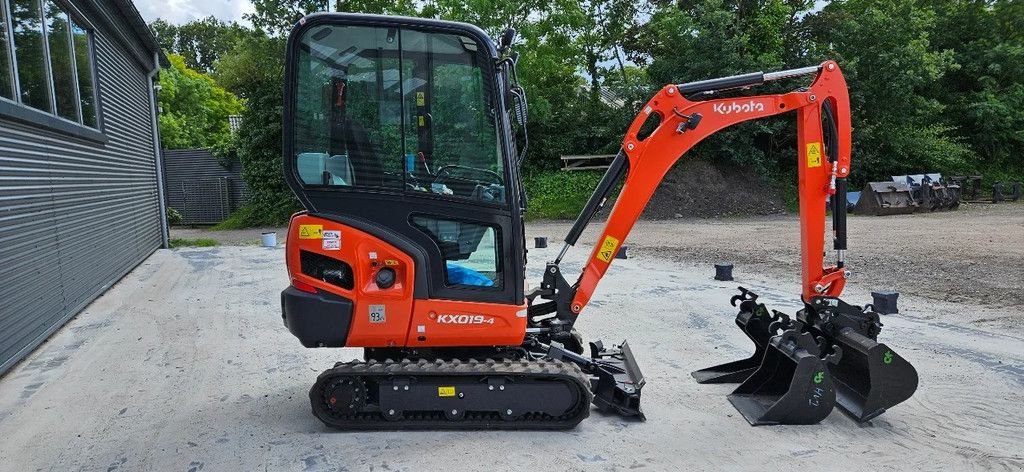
[727,329,836,426]
[692,299,783,384]
[829,328,919,422]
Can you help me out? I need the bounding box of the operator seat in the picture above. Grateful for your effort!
[341,119,385,187]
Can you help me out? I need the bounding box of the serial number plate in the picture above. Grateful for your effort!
[369,304,386,323]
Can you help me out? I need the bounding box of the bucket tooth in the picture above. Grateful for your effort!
[727,328,837,426]
[692,288,789,384]
[829,328,919,422]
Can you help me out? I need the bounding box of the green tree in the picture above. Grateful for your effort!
[805,0,969,180]
[215,35,298,224]
[149,16,248,72]
[245,0,328,36]
[158,53,244,149]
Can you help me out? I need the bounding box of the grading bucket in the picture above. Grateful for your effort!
[692,289,787,384]
[854,182,918,216]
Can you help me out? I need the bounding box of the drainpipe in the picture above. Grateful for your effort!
[147,51,170,248]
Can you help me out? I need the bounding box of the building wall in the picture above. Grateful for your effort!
[0,0,162,374]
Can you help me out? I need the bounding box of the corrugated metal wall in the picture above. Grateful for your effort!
[163,148,248,225]
[0,2,162,375]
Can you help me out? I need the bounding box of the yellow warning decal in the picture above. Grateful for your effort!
[384,259,400,266]
[298,224,323,239]
[807,142,822,168]
[418,115,426,127]
[596,235,620,263]
[438,386,456,397]
[416,91,425,107]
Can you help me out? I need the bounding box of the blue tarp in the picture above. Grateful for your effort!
[446,262,494,287]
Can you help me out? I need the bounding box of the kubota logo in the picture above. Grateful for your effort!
[436,314,495,325]
[713,100,766,115]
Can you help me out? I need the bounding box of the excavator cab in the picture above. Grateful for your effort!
[284,14,527,308]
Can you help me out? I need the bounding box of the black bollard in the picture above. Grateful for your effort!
[534,237,548,248]
[871,291,899,314]
[615,246,628,259]
[714,263,734,281]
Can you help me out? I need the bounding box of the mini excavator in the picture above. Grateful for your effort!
[279,13,918,429]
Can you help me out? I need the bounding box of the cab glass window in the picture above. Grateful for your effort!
[412,215,501,288]
[291,24,506,205]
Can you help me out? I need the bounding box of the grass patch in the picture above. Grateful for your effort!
[169,238,219,248]
[211,205,257,230]
[524,169,613,219]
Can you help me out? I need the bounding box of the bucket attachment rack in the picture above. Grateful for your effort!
[695,288,919,426]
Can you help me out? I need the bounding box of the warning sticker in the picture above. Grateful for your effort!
[416,91,425,107]
[437,386,455,397]
[596,235,620,263]
[384,259,399,266]
[418,115,426,127]
[322,230,340,250]
[298,224,322,239]
[806,142,822,168]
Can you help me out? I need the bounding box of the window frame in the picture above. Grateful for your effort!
[0,0,103,141]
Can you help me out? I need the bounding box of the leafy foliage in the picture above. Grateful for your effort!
[215,35,299,225]
[150,0,1024,226]
[157,54,244,149]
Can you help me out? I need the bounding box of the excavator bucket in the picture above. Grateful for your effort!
[727,328,837,425]
[827,328,919,422]
[854,182,917,216]
[692,288,787,384]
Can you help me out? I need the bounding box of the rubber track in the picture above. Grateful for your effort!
[309,358,593,430]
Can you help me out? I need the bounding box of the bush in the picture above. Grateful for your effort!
[166,207,183,226]
[523,170,610,220]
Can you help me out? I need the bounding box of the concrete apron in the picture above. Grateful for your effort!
[0,245,1020,471]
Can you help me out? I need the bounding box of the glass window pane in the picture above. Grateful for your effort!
[411,216,501,288]
[400,29,503,201]
[290,25,507,204]
[10,0,51,111]
[45,2,77,121]
[294,25,403,189]
[70,20,95,126]
[1,2,14,99]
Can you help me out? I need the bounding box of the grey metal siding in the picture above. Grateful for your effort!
[0,8,161,375]
[163,148,248,225]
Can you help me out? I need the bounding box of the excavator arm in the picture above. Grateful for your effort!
[534,61,916,426]
[557,61,852,314]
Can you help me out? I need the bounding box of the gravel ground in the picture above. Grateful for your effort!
[0,245,1020,470]
[528,201,1024,329]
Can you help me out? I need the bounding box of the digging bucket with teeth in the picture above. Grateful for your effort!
[799,297,919,422]
[727,325,839,425]
[692,287,790,384]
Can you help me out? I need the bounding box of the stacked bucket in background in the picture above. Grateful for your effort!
[851,173,1022,216]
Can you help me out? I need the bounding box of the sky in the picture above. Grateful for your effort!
[134,0,254,25]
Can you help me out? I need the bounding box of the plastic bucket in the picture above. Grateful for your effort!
[261,232,277,247]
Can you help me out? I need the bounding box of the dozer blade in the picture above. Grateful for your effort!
[693,288,790,384]
[829,328,919,422]
[727,328,837,426]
